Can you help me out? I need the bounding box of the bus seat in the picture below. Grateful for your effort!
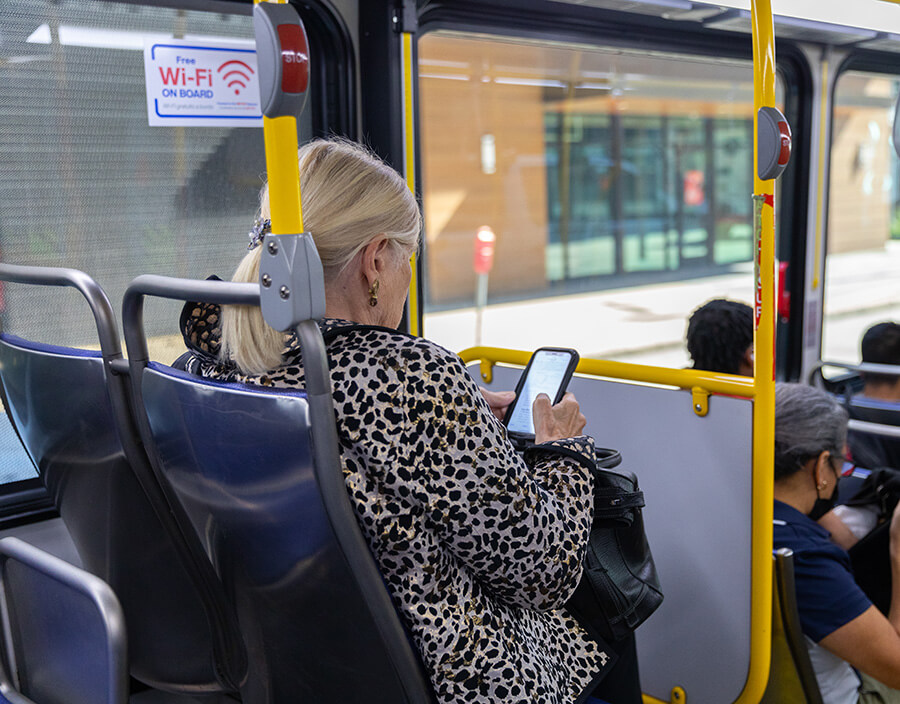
[0,536,127,704]
[813,368,864,398]
[122,263,434,703]
[0,264,244,697]
[761,548,824,704]
[845,397,900,470]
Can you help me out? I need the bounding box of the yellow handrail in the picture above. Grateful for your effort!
[740,1,777,703]
[255,0,304,236]
[458,346,755,398]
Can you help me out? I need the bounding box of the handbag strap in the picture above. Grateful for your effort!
[593,488,645,519]
[595,447,622,469]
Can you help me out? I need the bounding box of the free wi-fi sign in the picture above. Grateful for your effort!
[144,38,263,127]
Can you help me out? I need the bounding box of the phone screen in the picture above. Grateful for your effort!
[506,349,576,436]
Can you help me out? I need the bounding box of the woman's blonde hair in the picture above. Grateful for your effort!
[221,138,421,375]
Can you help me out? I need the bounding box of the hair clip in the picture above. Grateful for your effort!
[248,218,272,250]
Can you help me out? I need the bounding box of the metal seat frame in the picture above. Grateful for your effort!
[0,536,128,704]
[0,264,244,697]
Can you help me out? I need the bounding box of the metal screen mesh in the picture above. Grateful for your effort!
[0,0,312,484]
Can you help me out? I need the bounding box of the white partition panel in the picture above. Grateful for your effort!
[473,364,754,704]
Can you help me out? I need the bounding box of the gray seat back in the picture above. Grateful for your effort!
[0,264,244,695]
[140,363,424,702]
[0,536,127,704]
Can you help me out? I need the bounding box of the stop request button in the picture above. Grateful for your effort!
[253,3,309,118]
[277,23,309,95]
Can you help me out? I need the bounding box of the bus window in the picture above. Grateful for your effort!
[0,1,314,488]
[823,70,900,365]
[418,32,784,364]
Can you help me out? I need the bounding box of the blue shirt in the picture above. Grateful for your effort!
[773,500,872,643]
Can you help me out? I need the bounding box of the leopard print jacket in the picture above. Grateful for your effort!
[180,303,612,703]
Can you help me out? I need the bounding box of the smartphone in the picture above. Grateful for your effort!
[503,347,580,439]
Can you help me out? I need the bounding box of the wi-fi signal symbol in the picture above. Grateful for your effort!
[217,60,255,96]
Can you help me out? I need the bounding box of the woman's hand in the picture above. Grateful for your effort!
[533,392,587,444]
[480,388,516,422]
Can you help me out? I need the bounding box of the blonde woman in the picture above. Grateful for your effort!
[179,139,613,704]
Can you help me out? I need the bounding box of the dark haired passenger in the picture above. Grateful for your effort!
[860,322,900,401]
[842,321,900,474]
[774,383,900,704]
[686,299,753,376]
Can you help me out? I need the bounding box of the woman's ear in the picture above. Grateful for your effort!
[812,450,832,488]
[361,235,390,285]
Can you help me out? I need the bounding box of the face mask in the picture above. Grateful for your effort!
[808,493,837,521]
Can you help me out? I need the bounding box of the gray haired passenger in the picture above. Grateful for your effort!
[773,383,900,704]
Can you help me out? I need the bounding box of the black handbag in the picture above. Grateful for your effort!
[844,467,900,615]
[566,448,664,643]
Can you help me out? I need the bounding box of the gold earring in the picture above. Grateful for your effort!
[368,279,380,307]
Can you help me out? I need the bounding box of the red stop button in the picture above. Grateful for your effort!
[777,260,791,321]
[277,24,308,94]
[777,120,791,166]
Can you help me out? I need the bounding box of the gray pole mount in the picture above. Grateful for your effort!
[259,233,326,333]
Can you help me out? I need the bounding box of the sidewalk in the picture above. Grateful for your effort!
[425,243,900,368]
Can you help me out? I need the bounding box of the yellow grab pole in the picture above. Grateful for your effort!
[737,1,777,703]
[255,0,303,235]
[812,58,829,291]
[262,117,303,233]
[401,31,420,336]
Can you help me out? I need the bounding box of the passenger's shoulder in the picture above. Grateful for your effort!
[394,336,471,378]
[332,324,462,364]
